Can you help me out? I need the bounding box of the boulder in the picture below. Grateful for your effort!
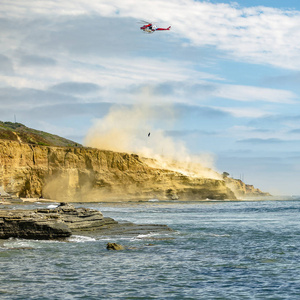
[106,242,124,250]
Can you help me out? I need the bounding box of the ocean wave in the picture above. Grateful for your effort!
[204,233,231,238]
[47,204,59,209]
[68,235,96,243]
[135,232,160,239]
[3,238,62,249]
[148,199,159,202]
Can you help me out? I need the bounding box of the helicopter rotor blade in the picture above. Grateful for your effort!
[137,20,156,24]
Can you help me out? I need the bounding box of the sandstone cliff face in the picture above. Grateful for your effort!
[0,140,236,201]
[225,178,271,198]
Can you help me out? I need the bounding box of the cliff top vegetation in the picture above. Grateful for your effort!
[0,121,81,147]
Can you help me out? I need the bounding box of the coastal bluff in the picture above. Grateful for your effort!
[0,139,238,201]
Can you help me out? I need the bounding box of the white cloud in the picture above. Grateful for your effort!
[1,52,220,94]
[217,107,271,118]
[227,125,298,141]
[2,0,300,70]
[214,84,297,104]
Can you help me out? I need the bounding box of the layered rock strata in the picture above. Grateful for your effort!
[0,140,236,201]
[0,208,71,239]
[225,178,271,198]
[0,203,172,240]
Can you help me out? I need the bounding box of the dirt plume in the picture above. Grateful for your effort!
[84,104,220,179]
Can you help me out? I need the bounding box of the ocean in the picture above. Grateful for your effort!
[0,199,300,299]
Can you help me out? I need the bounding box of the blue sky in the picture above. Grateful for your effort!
[1,0,300,195]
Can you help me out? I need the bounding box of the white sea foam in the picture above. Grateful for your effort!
[205,233,231,238]
[4,238,63,248]
[3,239,32,248]
[98,236,134,241]
[148,199,159,202]
[136,233,156,238]
[133,232,164,240]
[2,238,59,249]
[47,204,59,209]
[68,235,96,243]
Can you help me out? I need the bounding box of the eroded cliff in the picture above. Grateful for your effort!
[0,140,236,201]
[225,177,271,198]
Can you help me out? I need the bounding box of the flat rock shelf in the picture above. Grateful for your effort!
[0,203,172,240]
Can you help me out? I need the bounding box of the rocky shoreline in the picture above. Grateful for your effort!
[0,203,172,240]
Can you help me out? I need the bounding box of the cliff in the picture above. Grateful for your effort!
[0,139,236,201]
[225,177,271,198]
[0,121,81,147]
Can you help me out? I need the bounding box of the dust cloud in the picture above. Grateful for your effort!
[84,104,221,180]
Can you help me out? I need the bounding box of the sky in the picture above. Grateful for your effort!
[1,0,300,195]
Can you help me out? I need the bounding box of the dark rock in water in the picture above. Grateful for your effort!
[90,221,172,237]
[37,202,118,232]
[106,242,124,250]
[0,203,172,240]
[5,247,34,250]
[0,209,72,240]
[0,202,111,240]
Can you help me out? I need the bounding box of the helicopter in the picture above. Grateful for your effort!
[139,21,171,33]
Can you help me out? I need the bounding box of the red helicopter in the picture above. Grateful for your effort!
[140,21,171,33]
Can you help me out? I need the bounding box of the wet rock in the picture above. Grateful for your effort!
[0,203,172,240]
[0,210,71,240]
[0,203,115,239]
[37,202,118,232]
[90,222,172,237]
[5,247,34,250]
[106,242,124,250]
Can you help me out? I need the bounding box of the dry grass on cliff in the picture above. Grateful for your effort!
[0,121,81,147]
